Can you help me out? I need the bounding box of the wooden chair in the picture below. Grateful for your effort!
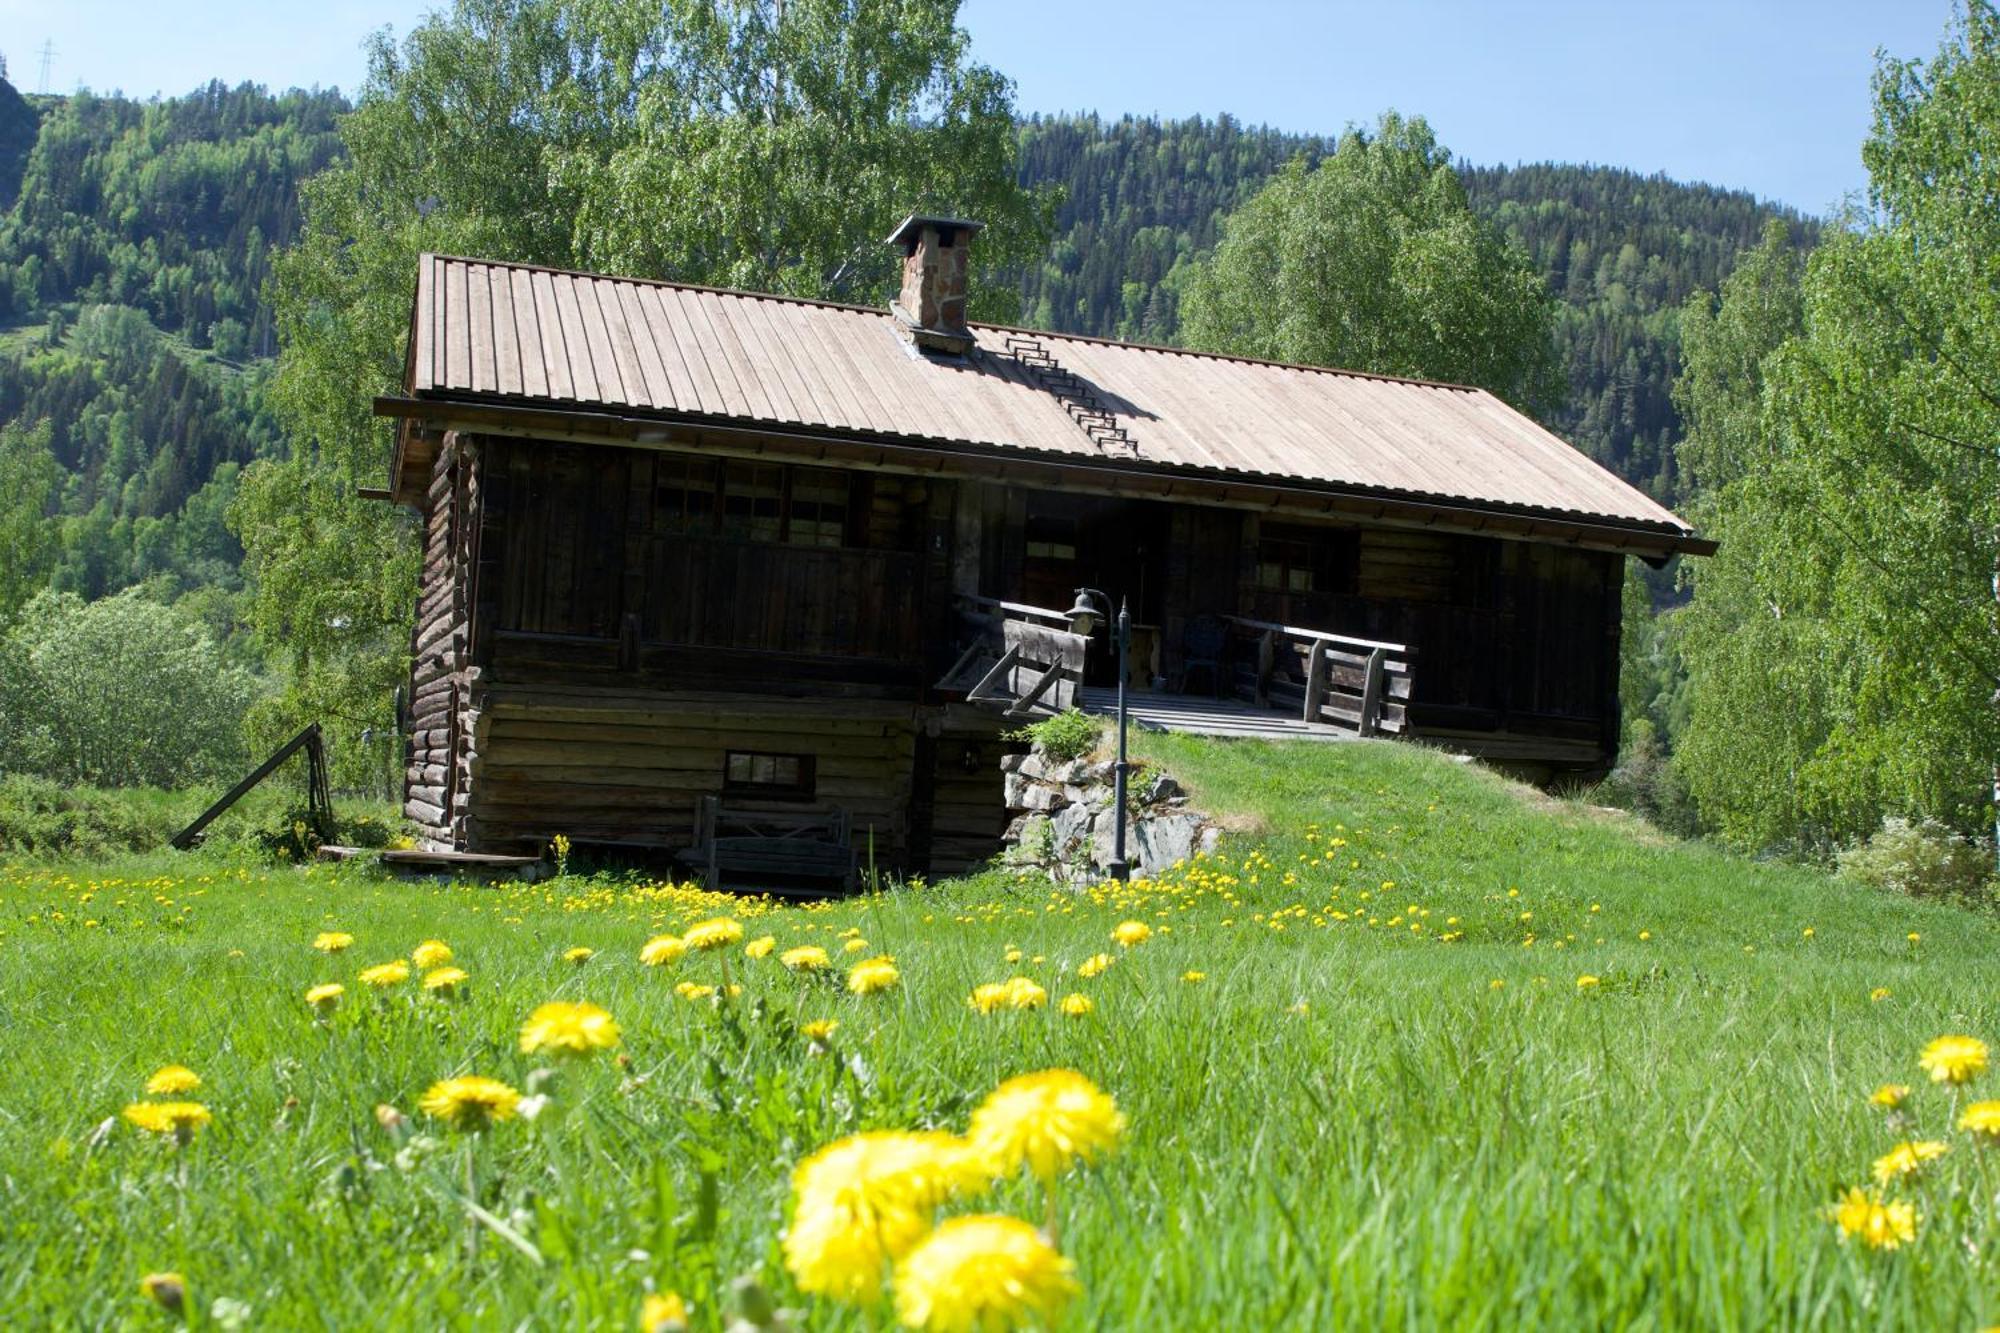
[1178,615,1227,698]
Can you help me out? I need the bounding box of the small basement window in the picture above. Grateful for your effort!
[723,750,816,799]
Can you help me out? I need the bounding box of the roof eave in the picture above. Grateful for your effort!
[373,392,1714,558]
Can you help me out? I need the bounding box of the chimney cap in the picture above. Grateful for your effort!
[885,212,985,248]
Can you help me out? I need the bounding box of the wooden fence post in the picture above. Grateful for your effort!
[1358,648,1385,738]
[1302,639,1328,724]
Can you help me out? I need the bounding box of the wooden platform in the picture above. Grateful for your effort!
[318,845,545,873]
[1077,688,1354,742]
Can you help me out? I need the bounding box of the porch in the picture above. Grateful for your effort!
[940,593,1412,740]
[1076,687,1354,742]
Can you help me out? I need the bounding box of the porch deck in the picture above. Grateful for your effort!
[1077,687,1355,742]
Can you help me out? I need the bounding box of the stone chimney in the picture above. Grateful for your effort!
[886,212,983,356]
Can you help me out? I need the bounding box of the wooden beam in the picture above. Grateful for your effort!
[1358,648,1386,739]
[1302,639,1329,724]
[171,724,323,850]
[370,396,1714,558]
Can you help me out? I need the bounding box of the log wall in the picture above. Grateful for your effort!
[404,433,481,848]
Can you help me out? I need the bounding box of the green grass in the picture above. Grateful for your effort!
[5,736,1998,1329]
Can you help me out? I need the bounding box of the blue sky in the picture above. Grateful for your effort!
[0,0,1958,214]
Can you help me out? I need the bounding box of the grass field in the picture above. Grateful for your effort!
[6,734,1999,1329]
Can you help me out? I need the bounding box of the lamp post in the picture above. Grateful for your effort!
[1065,586,1131,881]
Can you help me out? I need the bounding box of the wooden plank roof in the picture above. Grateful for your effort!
[397,253,1703,548]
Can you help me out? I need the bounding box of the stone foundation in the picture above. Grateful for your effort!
[999,744,1221,882]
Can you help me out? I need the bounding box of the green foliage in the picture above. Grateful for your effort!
[1674,2,2000,850]
[0,773,397,858]
[0,589,257,787]
[0,76,338,608]
[0,418,58,614]
[1177,113,1562,413]
[1836,815,1994,901]
[1007,708,1102,762]
[1012,113,1329,343]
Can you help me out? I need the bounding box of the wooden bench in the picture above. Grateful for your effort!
[679,796,857,896]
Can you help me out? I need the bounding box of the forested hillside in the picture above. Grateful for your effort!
[1013,113,1813,496]
[0,84,1801,601]
[0,78,342,602]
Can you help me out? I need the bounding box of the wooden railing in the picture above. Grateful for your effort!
[939,594,1089,717]
[1222,616,1412,737]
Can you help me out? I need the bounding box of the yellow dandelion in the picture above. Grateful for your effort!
[1181,970,1206,984]
[801,1019,839,1042]
[1827,1186,1917,1250]
[312,931,354,953]
[1489,979,1505,991]
[122,1101,211,1140]
[639,1291,689,1332]
[145,1065,201,1096]
[784,1131,980,1305]
[1003,976,1047,1009]
[848,956,901,995]
[745,935,776,959]
[1920,1034,1988,1085]
[844,938,872,954]
[1872,1140,1948,1183]
[1060,993,1094,1017]
[305,982,344,1011]
[1576,975,1600,992]
[1959,1100,2000,1142]
[893,1214,1078,1333]
[1112,920,1152,947]
[139,1272,186,1313]
[968,1068,1124,1183]
[358,960,410,988]
[1870,987,1891,1002]
[1870,1084,1910,1110]
[564,946,595,965]
[519,1000,621,1056]
[684,917,745,952]
[640,934,686,967]
[1004,947,1023,964]
[1077,953,1113,979]
[422,966,469,996]
[675,982,717,1001]
[418,1075,521,1131]
[783,944,833,972]
[411,939,453,969]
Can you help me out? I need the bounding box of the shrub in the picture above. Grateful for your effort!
[1006,709,1103,764]
[1836,816,1993,900]
[2,589,257,787]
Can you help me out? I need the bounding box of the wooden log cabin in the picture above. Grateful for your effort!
[373,214,1711,879]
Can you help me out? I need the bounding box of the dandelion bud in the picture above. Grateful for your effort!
[140,1271,186,1313]
[732,1275,776,1326]
[374,1103,409,1136]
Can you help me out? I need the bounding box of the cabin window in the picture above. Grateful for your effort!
[723,750,816,799]
[1256,524,1357,595]
[787,470,851,548]
[1024,515,1079,562]
[654,456,718,529]
[722,462,785,542]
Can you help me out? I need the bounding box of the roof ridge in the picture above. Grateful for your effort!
[419,252,1489,395]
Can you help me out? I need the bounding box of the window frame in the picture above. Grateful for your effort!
[721,749,818,801]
